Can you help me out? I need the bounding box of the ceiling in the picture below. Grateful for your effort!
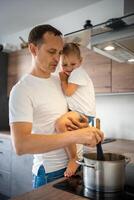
[0,0,101,37]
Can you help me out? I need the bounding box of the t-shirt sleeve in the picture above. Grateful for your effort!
[9,85,33,123]
[68,68,88,86]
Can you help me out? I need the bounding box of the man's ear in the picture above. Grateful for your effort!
[28,43,37,56]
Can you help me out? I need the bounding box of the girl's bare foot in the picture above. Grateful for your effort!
[64,159,79,177]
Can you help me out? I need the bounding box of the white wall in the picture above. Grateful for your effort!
[2,0,133,140]
[96,94,134,140]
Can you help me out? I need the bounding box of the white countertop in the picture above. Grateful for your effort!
[0,131,10,138]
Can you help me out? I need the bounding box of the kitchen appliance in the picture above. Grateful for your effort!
[53,163,134,200]
[64,12,134,63]
[77,153,130,192]
[76,118,129,193]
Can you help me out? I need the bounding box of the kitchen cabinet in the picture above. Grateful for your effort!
[8,48,112,94]
[7,48,134,94]
[11,152,33,197]
[0,96,9,130]
[0,133,33,197]
[82,50,112,93]
[0,134,12,196]
[82,49,134,93]
[0,52,8,95]
[0,52,9,130]
[112,61,134,93]
[7,48,32,95]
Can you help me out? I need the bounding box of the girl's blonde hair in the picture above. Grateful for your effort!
[63,42,81,58]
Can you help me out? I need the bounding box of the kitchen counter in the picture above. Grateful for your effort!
[0,131,10,138]
[10,139,134,200]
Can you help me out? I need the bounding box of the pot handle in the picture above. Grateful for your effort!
[125,157,131,165]
[76,160,86,166]
[76,160,95,168]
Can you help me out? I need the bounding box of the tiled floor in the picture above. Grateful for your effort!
[0,193,9,200]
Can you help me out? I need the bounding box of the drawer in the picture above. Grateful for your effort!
[0,138,12,151]
[0,170,11,196]
[0,149,12,171]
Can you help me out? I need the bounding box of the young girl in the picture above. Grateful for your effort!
[59,43,96,177]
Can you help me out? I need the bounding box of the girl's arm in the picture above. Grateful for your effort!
[59,72,78,96]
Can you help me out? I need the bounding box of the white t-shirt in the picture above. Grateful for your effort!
[66,67,96,117]
[9,74,68,175]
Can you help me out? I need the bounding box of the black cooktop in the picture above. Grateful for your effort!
[53,163,134,200]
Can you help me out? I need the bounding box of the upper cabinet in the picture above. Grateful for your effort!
[7,48,31,95]
[82,49,112,93]
[0,52,9,130]
[7,48,134,95]
[112,61,134,93]
[81,48,134,94]
[0,52,8,96]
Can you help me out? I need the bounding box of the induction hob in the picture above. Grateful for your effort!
[53,163,134,200]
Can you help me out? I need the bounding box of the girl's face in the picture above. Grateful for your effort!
[62,54,82,75]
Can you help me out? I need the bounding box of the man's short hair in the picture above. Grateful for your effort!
[28,24,62,45]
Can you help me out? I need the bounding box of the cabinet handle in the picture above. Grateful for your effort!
[0,140,3,143]
[0,152,3,154]
[0,173,2,177]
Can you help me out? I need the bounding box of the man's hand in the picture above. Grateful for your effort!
[67,113,88,131]
[76,126,104,147]
[55,111,88,132]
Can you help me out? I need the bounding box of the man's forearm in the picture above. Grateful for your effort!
[11,130,76,155]
[11,122,104,155]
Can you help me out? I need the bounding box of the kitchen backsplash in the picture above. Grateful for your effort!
[96,94,134,140]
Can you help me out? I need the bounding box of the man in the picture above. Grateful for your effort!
[9,24,104,188]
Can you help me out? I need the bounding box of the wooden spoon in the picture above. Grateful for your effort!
[96,118,105,161]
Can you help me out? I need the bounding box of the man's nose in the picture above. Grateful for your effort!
[53,54,60,62]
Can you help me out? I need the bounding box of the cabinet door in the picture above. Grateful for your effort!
[81,49,112,93]
[0,137,11,151]
[0,170,11,196]
[0,136,11,196]
[0,96,9,130]
[0,138,11,172]
[11,152,33,197]
[0,52,8,95]
[112,61,134,92]
[0,149,12,171]
[7,48,32,95]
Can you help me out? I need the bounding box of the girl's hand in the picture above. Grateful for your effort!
[59,71,68,81]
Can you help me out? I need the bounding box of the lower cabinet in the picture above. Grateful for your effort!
[0,170,11,197]
[11,153,33,197]
[0,135,12,196]
[0,134,33,197]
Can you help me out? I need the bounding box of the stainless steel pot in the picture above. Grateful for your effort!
[77,153,130,192]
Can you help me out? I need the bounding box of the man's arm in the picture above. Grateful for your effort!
[55,111,88,132]
[11,111,88,155]
[10,116,104,155]
[10,121,77,155]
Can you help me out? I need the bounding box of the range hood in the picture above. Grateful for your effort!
[92,14,134,63]
[64,13,134,63]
